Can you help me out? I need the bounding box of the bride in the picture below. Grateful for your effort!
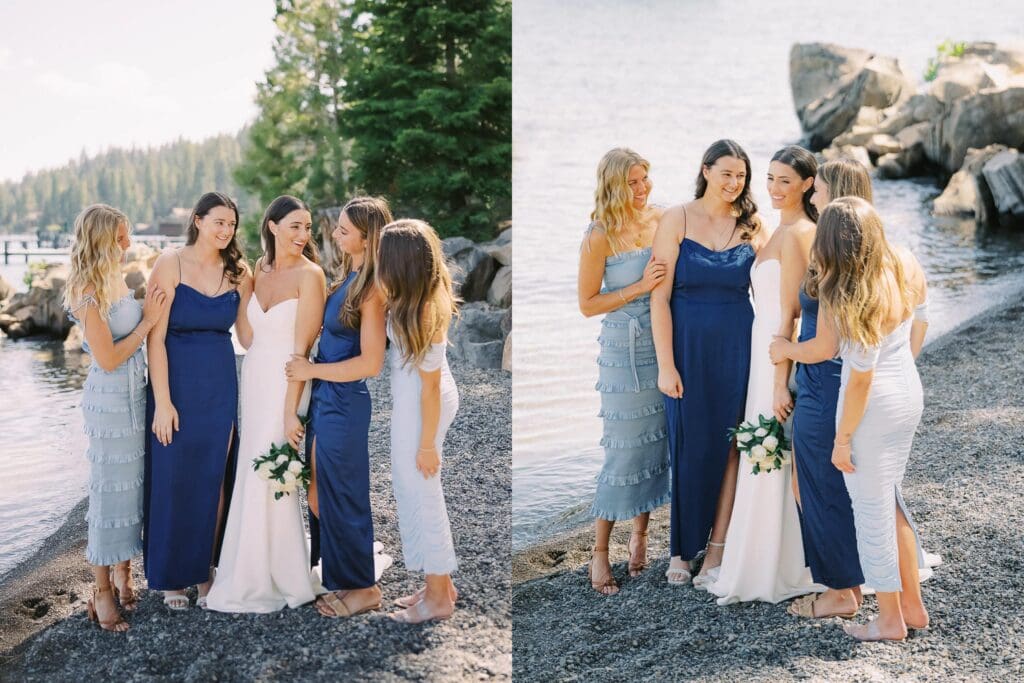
[705,147,820,604]
[205,196,327,612]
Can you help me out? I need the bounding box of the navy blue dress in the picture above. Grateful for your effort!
[666,239,755,561]
[144,283,240,590]
[792,287,863,589]
[306,273,375,590]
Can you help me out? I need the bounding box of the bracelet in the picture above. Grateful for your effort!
[132,329,146,344]
[418,447,434,452]
[617,288,629,303]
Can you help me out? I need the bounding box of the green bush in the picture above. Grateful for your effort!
[924,39,968,82]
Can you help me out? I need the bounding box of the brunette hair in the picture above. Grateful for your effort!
[259,195,319,269]
[375,219,459,367]
[770,145,819,222]
[186,192,246,285]
[333,196,393,329]
[694,139,761,241]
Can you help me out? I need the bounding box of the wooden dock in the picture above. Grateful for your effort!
[1,235,185,264]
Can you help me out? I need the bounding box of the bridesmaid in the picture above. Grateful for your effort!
[145,192,250,609]
[578,148,669,595]
[651,139,767,585]
[64,205,167,631]
[814,197,930,642]
[377,219,460,623]
[285,196,390,618]
[768,156,874,619]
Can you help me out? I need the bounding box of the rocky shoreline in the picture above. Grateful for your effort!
[512,291,1024,681]
[0,361,511,681]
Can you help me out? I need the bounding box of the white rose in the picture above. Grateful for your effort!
[283,470,297,484]
[751,444,768,461]
[271,480,287,492]
[288,460,303,474]
[257,463,274,480]
[736,432,753,444]
[762,435,778,452]
[754,428,768,438]
[276,454,289,465]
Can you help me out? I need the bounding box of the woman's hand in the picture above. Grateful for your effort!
[658,366,683,399]
[831,440,855,473]
[416,445,441,479]
[141,286,167,327]
[152,402,179,447]
[285,355,315,382]
[639,255,667,293]
[285,412,305,450]
[768,335,791,365]
[773,384,794,423]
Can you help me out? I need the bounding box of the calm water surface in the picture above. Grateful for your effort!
[512,0,1024,549]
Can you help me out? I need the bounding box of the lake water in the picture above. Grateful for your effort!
[511,0,1024,549]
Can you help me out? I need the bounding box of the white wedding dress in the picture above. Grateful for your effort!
[206,297,323,613]
[707,259,820,604]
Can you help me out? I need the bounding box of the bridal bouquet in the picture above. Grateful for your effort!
[728,415,792,475]
[252,428,311,500]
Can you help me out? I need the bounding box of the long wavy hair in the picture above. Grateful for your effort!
[591,148,651,255]
[804,156,874,298]
[376,219,460,367]
[186,192,246,285]
[694,139,761,241]
[64,204,129,320]
[259,195,319,269]
[771,145,818,222]
[332,196,393,329]
[813,197,914,348]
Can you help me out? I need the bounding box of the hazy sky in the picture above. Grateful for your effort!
[0,0,278,181]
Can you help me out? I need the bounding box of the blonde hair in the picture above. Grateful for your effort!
[376,219,459,367]
[813,197,914,348]
[64,204,129,320]
[591,148,651,254]
[804,157,875,299]
[332,196,393,329]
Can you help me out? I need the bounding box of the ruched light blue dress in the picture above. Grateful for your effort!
[591,233,670,521]
[838,302,928,592]
[666,238,755,561]
[71,293,147,566]
[144,280,240,591]
[305,272,376,590]
[792,287,863,589]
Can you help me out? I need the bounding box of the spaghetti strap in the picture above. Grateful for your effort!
[681,206,687,241]
[175,250,183,281]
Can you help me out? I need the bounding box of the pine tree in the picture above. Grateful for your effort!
[342,0,511,240]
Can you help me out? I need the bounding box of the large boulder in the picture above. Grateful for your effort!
[929,56,1002,102]
[501,333,511,373]
[480,226,511,267]
[0,274,12,303]
[933,144,1009,220]
[791,43,916,149]
[924,87,1024,172]
[981,149,1024,224]
[447,301,506,369]
[442,237,498,302]
[487,266,511,308]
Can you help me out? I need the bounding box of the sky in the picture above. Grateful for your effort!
[0,0,278,182]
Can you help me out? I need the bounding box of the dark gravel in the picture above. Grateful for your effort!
[1,363,511,682]
[512,294,1024,682]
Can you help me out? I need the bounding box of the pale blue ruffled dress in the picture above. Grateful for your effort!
[70,293,147,566]
[590,233,670,520]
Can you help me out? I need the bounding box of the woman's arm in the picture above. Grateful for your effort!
[577,227,664,317]
[831,368,873,473]
[651,206,683,398]
[79,285,166,372]
[285,287,387,384]
[908,253,929,359]
[771,230,808,421]
[235,264,255,350]
[147,252,180,446]
[769,312,840,364]
[283,267,327,448]
[415,325,447,479]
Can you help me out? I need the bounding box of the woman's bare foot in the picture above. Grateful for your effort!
[391,593,454,623]
[844,616,907,642]
[395,583,458,608]
[588,548,619,595]
[900,599,929,630]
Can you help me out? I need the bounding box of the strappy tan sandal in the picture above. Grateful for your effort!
[588,548,619,595]
[111,563,138,612]
[628,530,649,577]
[316,591,382,618]
[87,586,129,632]
[787,593,857,619]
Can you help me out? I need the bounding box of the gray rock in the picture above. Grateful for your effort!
[924,87,1024,172]
[932,144,1010,221]
[981,149,1024,222]
[443,237,499,302]
[481,227,512,267]
[866,133,902,157]
[929,56,1000,102]
[501,334,511,373]
[0,274,12,303]
[487,266,512,308]
[822,144,873,170]
[448,302,507,369]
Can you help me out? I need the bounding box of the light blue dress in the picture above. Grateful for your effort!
[838,304,928,592]
[71,293,147,566]
[590,231,670,521]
